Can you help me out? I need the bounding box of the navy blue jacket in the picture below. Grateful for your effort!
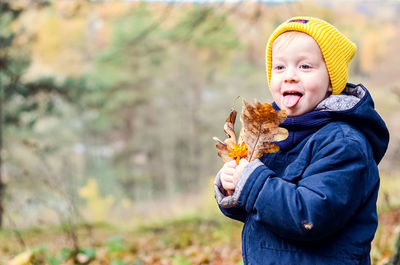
[214,84,389,265]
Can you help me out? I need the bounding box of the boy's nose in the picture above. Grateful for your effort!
[284,67,298,83]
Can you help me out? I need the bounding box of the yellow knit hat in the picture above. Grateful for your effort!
[266,16,356,95]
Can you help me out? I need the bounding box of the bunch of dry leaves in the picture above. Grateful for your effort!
[213,99,288,164]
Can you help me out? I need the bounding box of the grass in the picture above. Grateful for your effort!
[1,174,400,265]
[0,214,243,265]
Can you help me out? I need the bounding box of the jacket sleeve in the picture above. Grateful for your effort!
[237,138,377,241]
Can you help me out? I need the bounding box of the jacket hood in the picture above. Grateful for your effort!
[273,83,389,164]
[320,83,389,164]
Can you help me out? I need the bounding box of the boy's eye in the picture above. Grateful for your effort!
[300,64,311,69]
[274,65,285,70]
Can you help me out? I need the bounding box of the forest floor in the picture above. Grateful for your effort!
[0,207,399,265]
[1,174,400,265]
[0,214,243,265]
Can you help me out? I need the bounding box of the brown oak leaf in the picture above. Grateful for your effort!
[239,99,288,161]
[213,99,288,163]
[212,109,238,163]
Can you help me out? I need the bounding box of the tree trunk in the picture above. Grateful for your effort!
[0,73,4,228]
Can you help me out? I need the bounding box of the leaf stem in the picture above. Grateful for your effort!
[248,123,262,161]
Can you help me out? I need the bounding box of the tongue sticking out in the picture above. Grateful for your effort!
[283,94,302,108]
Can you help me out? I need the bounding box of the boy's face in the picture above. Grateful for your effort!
[270,32,332,116]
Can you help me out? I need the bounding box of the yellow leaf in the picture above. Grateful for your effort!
[79,178,115,222]
[228,142,248,164]
[8,250,32,265]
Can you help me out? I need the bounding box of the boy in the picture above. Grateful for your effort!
[214,16,389,264]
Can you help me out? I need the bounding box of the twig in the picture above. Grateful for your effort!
[231,95,242,112]
[4,212,26,249]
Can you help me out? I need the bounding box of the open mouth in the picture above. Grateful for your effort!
[282,90,303,108]
[283,91,303,97]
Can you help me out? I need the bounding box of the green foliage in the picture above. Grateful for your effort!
[111,260,124,265]
[172,255,191,265]
[0,2,28,126]
[31,244,48,255]
[59,248,73,261]
[113,3,157,44]
[47,256,61,265]
[168,6,239,49]
[79,247,97,260]
[93,3,164,89]
[107,235,125,254]
[39,247,73,265]
[1,3,84,129]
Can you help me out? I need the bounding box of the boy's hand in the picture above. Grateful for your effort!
[220,159,249,195]
[220,160,237,194]
[234,159,249,183]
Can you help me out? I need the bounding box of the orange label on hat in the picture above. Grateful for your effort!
[288,19,309,24]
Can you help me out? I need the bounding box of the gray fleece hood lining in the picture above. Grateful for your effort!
[315,84,366,112]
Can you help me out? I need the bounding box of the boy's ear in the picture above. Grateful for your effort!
[326,84,333,96]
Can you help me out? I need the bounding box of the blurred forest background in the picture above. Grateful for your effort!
[1,0,400,264]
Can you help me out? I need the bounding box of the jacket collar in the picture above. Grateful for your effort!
[272,102,333,151]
